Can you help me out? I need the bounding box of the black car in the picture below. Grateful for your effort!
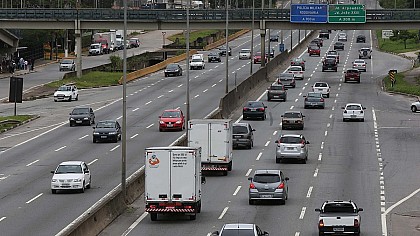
[319,30,329,39]
[208,52,221,62]
[311,38,323,47]
[356,35,366,43]
[267,84,287,101]
[232,123,255,149]
[243,101,267,120]
[322,58,338,72]
[92,120,122,143]
[69,107,95,126]
[164,63,182,77]
[270,35,279,42]
[219,46,232,56]
[333,42,345,50]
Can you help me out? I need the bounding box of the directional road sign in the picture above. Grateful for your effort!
[290,4,328,23]
[328,4,366,23]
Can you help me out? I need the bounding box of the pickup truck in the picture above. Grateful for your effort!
[315,200,363,236]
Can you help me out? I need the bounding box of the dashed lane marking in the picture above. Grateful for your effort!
[0,217,5,222]
[256,152,263,161]
[26,160,39,167]
[130,134,139,139]
[145,101,152,105]
[26,193,43,204]
[88,159,98,165]
[264,141,270,147]
[318,153,322,161]
[132,108,139,112]
[157,95,164,99]
[233,186,242,196]
[146,124,154,129]
[54,146,66,152]
[218,207,229,220]
[314,168,319,177]
[245,168,252,177]
[110,145,120,152]
[79,135,88,140]
[306,186,313,198]
[299,207,306,219]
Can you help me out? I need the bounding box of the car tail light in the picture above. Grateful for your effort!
[320,98,324,102]
[243,107,249,111]
[353,64,357,67]
[362,64,366,67]
[277,182,284,189]
[354,219,360,227]
[319,219,324,227]
[185,205,192,209]
[150,205,157,209]
[300,140,306,146]
[249,183,255,189]
[258,108,265,111]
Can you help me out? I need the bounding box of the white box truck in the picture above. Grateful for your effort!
[188,119,233,176]
[145,146,203,221]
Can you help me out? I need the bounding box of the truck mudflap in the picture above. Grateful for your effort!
[202,167,228,171]
[145,208,195,213]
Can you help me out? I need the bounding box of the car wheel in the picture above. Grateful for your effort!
[263,114,266,120]
[70,122,74,127]
[249,199,254,205]
[322,69,325,72]
[93,137,96,143]
[243,116,247,120]
[80,182,85,193]
[75,95,78,101]
[247,142,252,149]
[411,106,418,112]
[68,96,72,102]
[344,79,347,83]
[189,214,197,220]
[51,189,57,194]
[86,177,91,189]
[304,105,308,109]
[276,158,281,163]
[92,118,95,124]
[114,136,118,143]
[150,213,158,221]
[164,74,167,77]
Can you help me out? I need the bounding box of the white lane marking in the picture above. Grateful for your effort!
[290,105,294,109]
[78,135,88,140]
[26,160,39,167]
[157,95,164,99]
[145,101,152,105]
[299,207,306,219]
[218,207,229,219]
[332,107,335,111]
[146,124,154,129]
[54,146,66,152]
[327,123,330,128]
[212,84,217,87]
[130,93,134,96]
[88,159,98,165]
[203,89,208,93]
[121,212,149,236]
[320,142,324,150]
[294,98,298,102]
[264,141,270,147]
[245,168,252,177]
[318,153,322,161]
[294,233,300,236]
[110,145,120,152]
[0,217,5,222]
[313,168,319,177]
[219,79,223,83]
[324,131,328,136]
[177,84,183,88]
[168,90,174,93]
[306,186,313,198]
[132,108,139,112]
[302,86,306,90]
[233,186,242,196]
[117,116,123,120]
[176,107,181,110]
[273,131,277,136]
[256,152,263,161]
[329,114,333,119]
[130,134,139,139]
[26,193,43,204]
[194,94,200,98]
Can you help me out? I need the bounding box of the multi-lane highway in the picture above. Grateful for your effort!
[100,30,419,236]
[0,29,309,235]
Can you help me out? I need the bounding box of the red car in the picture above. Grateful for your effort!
[253,52,268,64]
[344,69,361,83]
[159,109,185,132]
[308,46,320,57]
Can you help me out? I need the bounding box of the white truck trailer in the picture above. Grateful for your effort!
[145,146,203,221]
[188,119,233,176]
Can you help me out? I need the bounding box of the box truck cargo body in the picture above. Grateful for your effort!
[188,119,233,175]
[145,146,202,221]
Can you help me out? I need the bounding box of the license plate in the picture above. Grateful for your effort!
[351,115,357,118]
[251,108,256,111]
[167,124,173,127]
[101,135,107,138]
[261,195,272,198]
[287,147,294,150]
[273,96,279,98]
[76,121,82,123]
[333,228,344,232]
[311,103,317,105]
[234,135,241,138]
[317,89,322,91]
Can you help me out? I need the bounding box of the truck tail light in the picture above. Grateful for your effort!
[277,182,284,189]
[249,183,255,189]
[354,219,360,227]
[150,205,157,209]
[185,205,193,209]
[319,219,324,227]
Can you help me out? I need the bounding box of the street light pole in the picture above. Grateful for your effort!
[186,0,191,138]
[250,0,254,75]
[225,0,229,94]
[121,0,128,202]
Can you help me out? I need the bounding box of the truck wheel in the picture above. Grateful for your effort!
[222,170,228,176]
[276,158,281,163]
[249,199,254,205]
[227,161,232,171]
[189,214,196,220]
[150,213,158,221]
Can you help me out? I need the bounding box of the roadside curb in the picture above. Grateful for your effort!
[0,115,40,134]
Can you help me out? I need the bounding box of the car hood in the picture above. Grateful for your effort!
[94,127,117,133]
[54,91,72,96]
[52,173,84,180]
[70,114,90,119]
[160,117,181,122]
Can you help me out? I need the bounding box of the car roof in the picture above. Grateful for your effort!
[345,103,362,106]
[280,134,302,138]
[163,109,180,112]
[284,110,302,114]
[223,223,255,230]
[233,123,249,127]
[254,169,280,175]
[59,161,84,166]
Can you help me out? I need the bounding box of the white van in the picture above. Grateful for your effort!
[190,54,205,70]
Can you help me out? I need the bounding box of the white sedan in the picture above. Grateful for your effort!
[239,49,251,59]
[353,59,367,72]
[288,66,305,80]
[342,103,366,122]
[312,82,330,98]
[51,161,91,194]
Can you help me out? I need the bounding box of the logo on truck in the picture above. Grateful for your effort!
[148,154,160,168]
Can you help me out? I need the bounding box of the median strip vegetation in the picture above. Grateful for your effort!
[46,71,122,89]
[383,73,420,96]
[0,115,36,131]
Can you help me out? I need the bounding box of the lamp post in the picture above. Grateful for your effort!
[121,0,128,202]
[225,0,229,93]
[186,1,191,139]
[162,31,166,48]
[250,0,254,75]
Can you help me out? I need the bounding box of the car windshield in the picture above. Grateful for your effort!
[221,229,255,236]
[241,49,251,53]
[96,121,115,128]
[346,105,362,110]
[255,52,262,56]
[324,203,355,213]
[90,45,100,49]
[246,102,263,108]
[354,60,365,63]
[279,73,294,78]
[289,67,301,71]
[57,86,72,91]
[167,64,179,69]
[269,85,284,90]
[61,59,73,64]
[308,92,322,98]
[192,58,201,62]
[72,108,90,114]
[314,82,328,87]
[162,111,181,118]
[280,136,302,144]
[55,164,82,174]
[233,126,248,134]
[253,174,280,183]
[284,112,302,118]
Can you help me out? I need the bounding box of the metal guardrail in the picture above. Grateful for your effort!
[0,8,420,21]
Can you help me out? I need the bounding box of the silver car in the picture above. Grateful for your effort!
[304,92,325,109]
[275,134,309,164]
[212,223,269,236]
[248,170,289,205]
[281,111,305,130]
[352,59,367,72]
[59,59,75,71]
[411,99,420,112]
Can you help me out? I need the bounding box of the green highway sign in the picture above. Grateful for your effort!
[328,4,366,23]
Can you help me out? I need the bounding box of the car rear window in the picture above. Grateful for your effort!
[280,136,301,143]
[162,111,181,118]
[221,229,255,236]
[284,112,302,118]
[279,73,294,78]
[253,174,280,183]
[347,69,359,73]
[346,105,362,110]
[289,67,302,71]
[308,92,322,98]
[246,102,263,108]
[233,126,248,134]
[72,108,90,114]
[324,203,355,213]
[269,85,284,90]
[314,83,328,87]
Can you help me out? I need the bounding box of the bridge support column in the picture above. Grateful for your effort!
[260,20,266,67]
[75,20,82,78]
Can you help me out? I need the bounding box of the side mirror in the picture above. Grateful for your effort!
[303,95,307,98]
[284,88,288,90]
[263,232,269,236]
[92,127,95,129]
[306,141,310,144]
[158,116,161,118]
[363,107,366,110]
[51,170,55,174]
[280,115,284,117]
[212,231,219,236]
[341,107,345,109]
[85,170,90,174]
[358,208,364,212]
[248,177,253,181]
[302,115,306,117]
[275,140,279,143]
[201,176,206,184]
[315,208,321,212]
[264,106,267,108]
[285,177,289,181]
[252,129,256,131]
[69,113,72,115]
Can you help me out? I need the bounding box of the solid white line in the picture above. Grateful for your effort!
[132,108,139,112]
[78,135,88,140]
[256,152,263,161]
[110,145,120,152]
[121,212,149,236]
[233,186,242,196]
[0,217,6,222]
[26,193,43,204]
[54,146,66,152]
[88,159,98,165]
[145,101,152,105]
[306,186,313,198]
[26,160,39,167]
[264,141,270,147]
[313,168,319,177]
[245,168,252,177]
[146,124,154,129]
[299,207,306,219]
[218,207,229,219]
[130,134,139,139]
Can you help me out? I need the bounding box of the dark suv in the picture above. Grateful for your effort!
[69,107,95,126]
[319,30,330,39]
[232,123,255,149]
[322,58,338,72]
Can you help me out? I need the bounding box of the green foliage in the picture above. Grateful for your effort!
[384,74,420,96]
[109,55,123,71]
[0,115,35,130]
[376,30,420,53]
[46,71,122,89]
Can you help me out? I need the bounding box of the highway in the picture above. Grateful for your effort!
[0,29,308,235]
[100,30,419,236]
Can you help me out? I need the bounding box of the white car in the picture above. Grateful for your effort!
[287,66,305,80]
[411,99,420,112]
[59,59,75,71]
[239,49,252,59]
[342,103,366,122]
[338,33,347,42]
[190,54,205,70]
[312,82,330,98]
[53,83,79,102]
[353,59,367,72]
[51,161,91,194]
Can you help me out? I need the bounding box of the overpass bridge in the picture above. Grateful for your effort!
[0,8,420,30]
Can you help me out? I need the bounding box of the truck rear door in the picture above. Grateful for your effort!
[188,122,210,162]
[170,149,196,202]
[145,149,170,202]
[209,122,231,163]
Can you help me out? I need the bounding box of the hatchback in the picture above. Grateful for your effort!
[164,63,182,77]
[344,69,361,83]
[326,50,340,63]
[333,42,345,50]
[291,58,306,71]
[59,59,75,71]
[281,111,305,130]
[51,161,91,194]
[338,32,347,41]
[288,66,304,80]
[342,103,366,122]
[69,107,95,126]
[312,82,330,98]
[411,99,420,112]
[304,92,325,109]
[208,52,222,62]
[212,223,269,236]
[267,84,287,101]
[275,134,309,164]
[232,123,255,149]
[243,101,267,120]
[356,35,366,43]
[352,59,367,72]
[308,45,321,56]
[248,170,289,205]
[159,109,185,131]
[277,73,296,88]
[239,49,251,59]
